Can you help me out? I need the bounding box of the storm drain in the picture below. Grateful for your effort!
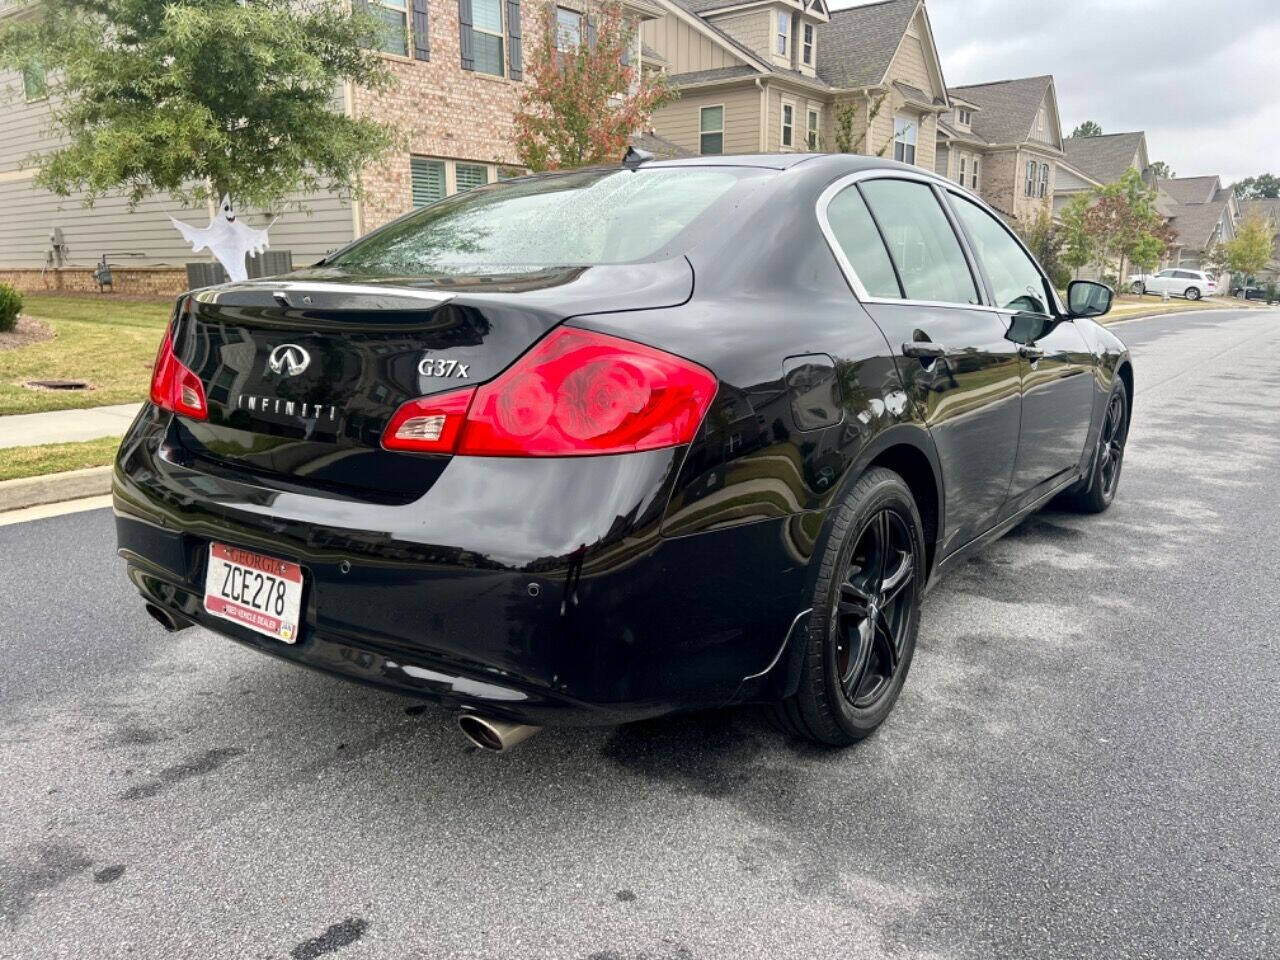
[24,379,91,391]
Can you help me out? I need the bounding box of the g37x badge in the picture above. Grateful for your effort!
[418,357,470,379]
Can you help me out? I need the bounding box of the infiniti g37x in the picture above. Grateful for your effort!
[115,154,1132,749]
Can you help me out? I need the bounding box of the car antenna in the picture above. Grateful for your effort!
[622,146,653,170]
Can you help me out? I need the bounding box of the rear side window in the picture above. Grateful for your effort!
[329,167,759,276]
[825,186,902,299]
[860,179,979,306]
[951,194,1050,315]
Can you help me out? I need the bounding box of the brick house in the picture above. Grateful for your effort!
[640,0,950,171]
[934,75,1065,225]
[0,0,660,295]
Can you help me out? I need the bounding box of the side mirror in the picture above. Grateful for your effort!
[1067,280,1113,319]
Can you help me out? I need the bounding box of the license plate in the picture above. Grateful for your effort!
[203,542,303,643]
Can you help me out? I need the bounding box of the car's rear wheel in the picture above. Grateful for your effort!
[1185,286,1201,301]
[1131,282,1146,295]
[1064,381,1129,514]
[768,467,926,746]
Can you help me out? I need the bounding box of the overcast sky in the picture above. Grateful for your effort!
[833,0,1280,184]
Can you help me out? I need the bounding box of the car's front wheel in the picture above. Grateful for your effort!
[1064,381,1129,514]
[768,468,927,746]
[1185,286,1202,301]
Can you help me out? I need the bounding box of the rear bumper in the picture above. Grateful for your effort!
[114,408,815,725]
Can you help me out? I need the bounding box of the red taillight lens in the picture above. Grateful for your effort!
[149,329,208,420]
[380,329,716,457]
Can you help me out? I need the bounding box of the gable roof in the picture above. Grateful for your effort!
[1240,198,1280,225]
[1063,132,1148,185]
[948,75,1055,146]
[816,0,920,89]
[1157,176,1222,206]
[664,0,833,89]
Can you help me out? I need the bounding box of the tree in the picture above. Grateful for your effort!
[1233,174,1280,199]
[1146,160,1175,181]
[0,0,398,211]
[1017,211,1068,287]
[1059,193,1095,279]
[1202,243,1230,281]
[514,1,673,172]
[1085,167,1168,282]
[1129,231,1166,281]
[1071,120,1103,139]
[1226,214,1276,281]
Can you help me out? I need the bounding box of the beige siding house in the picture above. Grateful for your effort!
[935,75,1065,224]
[643,0,950,167]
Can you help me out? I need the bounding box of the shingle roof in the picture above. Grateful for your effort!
[629,130,695,159]
[893,80,943,108]
[948,75,1053,146]
[1167,203,1230,250]
[816,0,919,89]
[1240,198,1280,225]
[937,117,988,146]
[673,0,748,12]
[1063,132,1146,185]
[667,65,759,85]
[1156,176,1221,205]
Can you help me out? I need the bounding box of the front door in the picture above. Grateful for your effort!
[947,192,1094,504]
[823,177,1022,555]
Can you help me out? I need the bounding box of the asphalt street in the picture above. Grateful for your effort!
[1,308,1277,960]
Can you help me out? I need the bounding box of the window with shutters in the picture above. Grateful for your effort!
[971,158,980,190]
[373,0,410,56]
[699,106,723,156]
[555,6,582,50]
[1025,160,1036,197]
[1038,162,1050,198]
[472,0,505,75]
[411,158,447,207]
[456,163,490,192]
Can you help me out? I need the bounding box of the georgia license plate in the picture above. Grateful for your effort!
[203,542,303,643]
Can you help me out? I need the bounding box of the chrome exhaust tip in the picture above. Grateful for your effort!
[144,602,193,633]
[457,713,542,752]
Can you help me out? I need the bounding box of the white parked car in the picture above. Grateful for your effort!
[1129,268,1217,301]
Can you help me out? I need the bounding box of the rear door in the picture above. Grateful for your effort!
[946,191,1095,504]
[823,176,1022,555]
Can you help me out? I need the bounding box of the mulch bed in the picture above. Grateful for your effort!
[0,315,55,351]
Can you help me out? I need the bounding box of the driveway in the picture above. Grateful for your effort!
[2,308,1277,960]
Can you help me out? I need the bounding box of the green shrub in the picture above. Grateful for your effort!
[1266,281,1278,306]
[1050,265,1074,291]
[0,283,23,333]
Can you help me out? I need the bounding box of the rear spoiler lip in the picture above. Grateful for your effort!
[192,281,457,311]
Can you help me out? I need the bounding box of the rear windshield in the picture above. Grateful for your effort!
[327,166,763,277]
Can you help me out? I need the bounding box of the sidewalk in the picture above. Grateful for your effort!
[0,402,141,449]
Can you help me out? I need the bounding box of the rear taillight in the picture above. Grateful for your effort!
[149,328,208,420]
[381,328,716,457]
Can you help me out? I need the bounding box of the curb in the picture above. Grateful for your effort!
[0,465,113,513]
[1101,306,1270,327]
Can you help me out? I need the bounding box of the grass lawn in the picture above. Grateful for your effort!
[0,295,171,416]
[0,435,121,482]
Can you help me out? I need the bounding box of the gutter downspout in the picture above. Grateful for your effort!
[756,77,768,152]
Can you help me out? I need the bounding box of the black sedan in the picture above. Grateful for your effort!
[115,153,1132,750]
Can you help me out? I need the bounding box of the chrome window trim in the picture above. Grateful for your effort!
[815,167,995,314]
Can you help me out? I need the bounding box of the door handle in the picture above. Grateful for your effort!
[1018,344,1045,361]
[902,341,948,361]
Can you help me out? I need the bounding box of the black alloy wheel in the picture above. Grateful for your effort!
[834,510,915,709]
[769,467,926,746]
[1064,381,1129,514]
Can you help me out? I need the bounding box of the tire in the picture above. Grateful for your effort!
[1063,381,1129,514]
[1131,282,1146,296]
[767,467,927,746]
[1185,286,1201,301]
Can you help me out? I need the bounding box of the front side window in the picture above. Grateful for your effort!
[22,60,47,101]
[329,167,758,277]
[1038,163,1050,198]
[472,0,506,76]
[777,12,790,56]
[555,7,582,50]
[802,23,814,65]
[952,194,1050,315]
[860,179,979,305]
[807,109,820,150]
[893,114,918,165]
[699,105,723,155]
[781,103,794,148]
[1025,160,1036,197]
[373,0,410,56]
[825,186,902,299]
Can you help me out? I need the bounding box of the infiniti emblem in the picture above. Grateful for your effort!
[267,343,311,377]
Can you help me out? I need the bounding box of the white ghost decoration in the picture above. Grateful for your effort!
[170,195,270,283]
